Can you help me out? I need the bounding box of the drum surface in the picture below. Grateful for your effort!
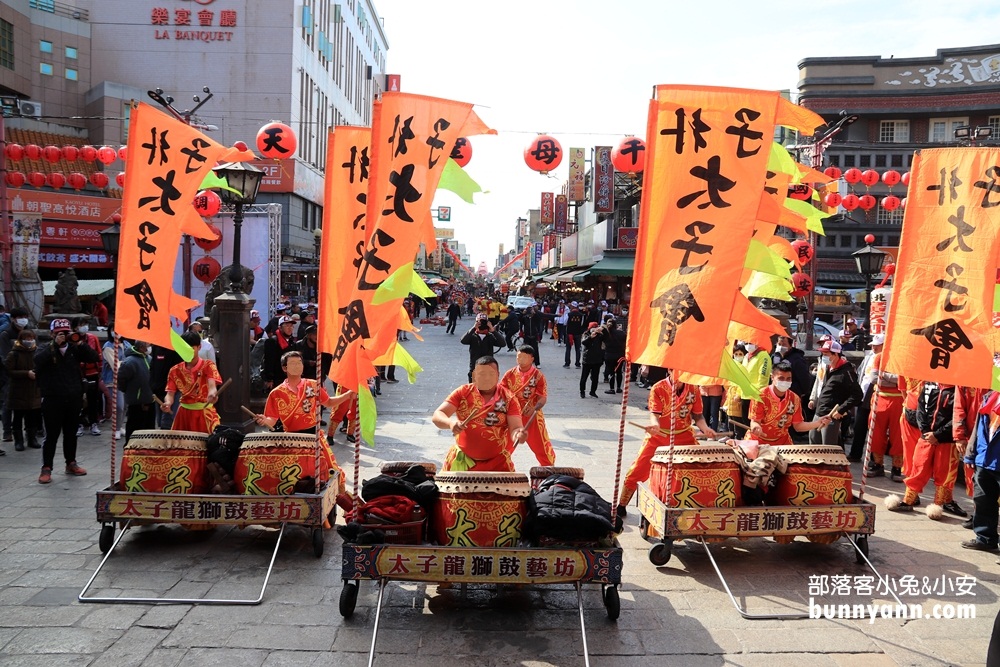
[650,444,742,508]
[235,431,321,495]
[433,471,530,547]
[120,430,209,493]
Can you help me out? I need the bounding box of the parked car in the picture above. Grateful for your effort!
[506,296,537,311]
[789,319,841,350]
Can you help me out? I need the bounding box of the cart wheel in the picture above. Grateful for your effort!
[854,535,869,564]
[339,581,359,618]
[312,528,325,558]
[639,517,649,540]
[99,524,115,554]
[648,540,673,566]
[603,585,621,621]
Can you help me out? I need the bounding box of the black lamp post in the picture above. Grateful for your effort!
[852,234,887,349]
[99,219,121,257]
[210,161,263,429]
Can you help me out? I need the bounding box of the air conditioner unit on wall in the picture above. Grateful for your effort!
[17,100,41,117]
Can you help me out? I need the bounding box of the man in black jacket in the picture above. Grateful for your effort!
[445,300,461,335]
[263,315,298,390]
[775,335,813,440]
[520,306,543,367]
[461,314,504,382]
[579,322,604,398]
[34,318,99,483]
[563,302,585,368]
[809,340,863,448]
[601,316,627,394]
[117,340,156,440]
[503,309,521,352]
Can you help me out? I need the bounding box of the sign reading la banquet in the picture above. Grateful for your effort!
[150,3,238,42]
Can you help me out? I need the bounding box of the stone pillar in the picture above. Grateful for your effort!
[212,291,254,430]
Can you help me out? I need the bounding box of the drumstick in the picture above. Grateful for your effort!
[215,378,233,396]
[728,418,752,432]
[826,403,842,419]
[152,395,164,407]
[241,405,258,420]
[628,420,669,435]
[461,404,493,427]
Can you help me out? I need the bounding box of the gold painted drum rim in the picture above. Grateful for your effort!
[776,445,851,466]
[434,471,531,497]
[123,429,208,451]
[380,461,438,475]
[651,444,738,465]
[240,431,319,449]
[529,466,584,480]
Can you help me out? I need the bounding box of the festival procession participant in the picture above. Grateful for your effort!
[500,345,555,466]
[960,390,1000,551]
[954,385,987,529]
[862,334,906,481]
[160,331,222,434]
[262,315,298,390]
[460,313,505,382]
[579,322,605,398]
[899,377,924,477]
[617,371,717,528]
[253,351,354,498]
[735,339,772,438]
[809,340,863,448]
[748,361,832,446]
[432,356,527,472]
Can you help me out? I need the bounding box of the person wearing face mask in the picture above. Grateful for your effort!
[810,340,863,447]
[500,345,555,466]
[117,340,156,441]
[72,316,104,437]
[4,329,41,452]
[160,331,222,434]
[736,340,772,439]
[748,361,832,446]
[102,330,131,439]
[721,345,747,430]
[432,356,527,472]
[0,307,32,442]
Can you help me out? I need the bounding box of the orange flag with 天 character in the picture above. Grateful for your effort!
[625,85,822,378]
[115,102,254,358]
[884,147,1000,389]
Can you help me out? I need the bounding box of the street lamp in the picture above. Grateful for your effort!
[210,161,264,430]
[313,227,323,300]
[852,234,887,348]
[99,214,121,257]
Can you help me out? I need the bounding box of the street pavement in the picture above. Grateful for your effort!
[0,317,996,666]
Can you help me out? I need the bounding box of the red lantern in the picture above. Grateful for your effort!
[42,145,61,163]
[65,145,81,161]
[864,233,876,244]
[881,169,901,186]
[860,169,880,187]
[193,189,222,217]
[112,213,122,224]
[117,146,127,161]
[97,146,117,165]
[901,172,910,186]
[524,134,563,174]
[611,136,646,175]
[823,192,843,208]
[5,171,24,188]
[881,195,901,211]
[192,256,222,284]
[46,172,65,189]
[900,197,907,209]
[450,137,472,168]
[27,172,45,188]
[67,172,87,190]
[791,239,814,265]
[5,143,23,161]
[790,272,814,298]
[234,140,249,152]
[841,194,860,210]
[858,194,877,210]
[787,183,813,201]
[256,121,297,158]
[116,171,126,188]
[843,168,862,184]
[89,172,109,189]
[79,145,97,162]
[194,223,222,251]
[823,166,842,180]
[883,263,896,278]
[25,144,41,160]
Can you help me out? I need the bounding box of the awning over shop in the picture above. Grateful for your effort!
[572,270,591,283]
[43,279,115,300]
[549,268,590,283]
[587,254,635,277]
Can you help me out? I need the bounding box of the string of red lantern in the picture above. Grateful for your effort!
[5,170,116,190]
[4,143,126,163]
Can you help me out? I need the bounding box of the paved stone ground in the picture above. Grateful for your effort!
[0,318,996,666]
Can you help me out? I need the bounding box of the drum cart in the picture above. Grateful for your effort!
[79,428,339,606]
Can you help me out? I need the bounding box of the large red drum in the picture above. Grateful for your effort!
[767,445,854,544]
[234,432,324,495]
[433,471,531,547]
[529,466,584,490]
[380,461,437,479]
[120,430,209,493]
[649,444,742,508]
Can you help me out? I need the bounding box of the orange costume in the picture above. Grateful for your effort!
[263,378,346,494]
[900,378,923,476]
[748,385,803,446]
[442,383,522,472]
[867,352,905,469]
[953,386,986,498]
[500,365,555,466]
[166,357,222,433]
[620,377,702,505]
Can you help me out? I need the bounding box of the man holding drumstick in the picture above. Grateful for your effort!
[748,361,832,446]
[160,331,222,434]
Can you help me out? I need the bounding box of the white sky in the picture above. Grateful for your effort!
[373,0,1000,269]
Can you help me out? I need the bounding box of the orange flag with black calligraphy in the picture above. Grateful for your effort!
[883,147,1000,389]
[328,92,494,390]
[318,126,370,361]
[116,102,254,357]
[625,85,822,377]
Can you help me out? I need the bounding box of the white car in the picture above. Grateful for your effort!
[790,320,842,349]
[506,296,537,310]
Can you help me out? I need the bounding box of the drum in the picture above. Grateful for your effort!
[529,466,584,490]
[433,471,531,548]
[380,461,437,479]
[234,432,323,496]
[120,430,209,494]
[767,445,854,544]
[649,444,742,508]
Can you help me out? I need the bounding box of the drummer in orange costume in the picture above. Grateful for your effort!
[748,361,831,445]
[432,356,527,472]
[499,345,555,466]
[617,372,717,522]
[161,331,222,434]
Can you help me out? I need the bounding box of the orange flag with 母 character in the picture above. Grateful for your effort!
[318,126,370,362]
[625,85,823,378]
[884,147,1000,389]
[329,93,494,390]
[116,102,254,356]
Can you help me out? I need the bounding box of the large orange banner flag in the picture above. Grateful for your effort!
[625,85,822,377]
[318,126,370,359]
[884,147,1000,389]
[329,93,493,389]
[116,103,253,354]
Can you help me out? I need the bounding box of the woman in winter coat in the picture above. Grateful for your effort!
[5,329,41,451]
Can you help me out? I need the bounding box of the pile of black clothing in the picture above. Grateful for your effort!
[338,465,438,544]
[524,475,614,545]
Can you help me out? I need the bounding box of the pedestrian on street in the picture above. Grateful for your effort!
[73,316,104,437]
[0,306,32,442]
[262,315,297,390]
[563,301,584,368]
[461,314,505,382]
[601,315,626,394]
[446,299,461,334]
[117,339,156,441]
[149,343,183,429]
[503,308,521,352]
[520,306,543,367]
[553,299,569,345]
[961,390,1000,552]
[4,329,41,452]
[809,340,863,447]
[102,330,130,439]
[579,322,604,398]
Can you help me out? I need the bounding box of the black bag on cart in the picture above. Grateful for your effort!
[361,465,438,507]
[206,425,245,477]
[525,475,614,542]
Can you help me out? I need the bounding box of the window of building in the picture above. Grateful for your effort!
[879,120,909,143]
[859,154,871,167]
[930,117,969,143]
[843,154,856,167]
[40,40,52,53]
[30,0,55,11]
[65,68,77,81]
[65,46,77,59]
[827,155,840,167]
[989,116,1000,136]
[0,20,13,70]
[876,207,904,225]
[40,63,53,76]
[891,154,904,167]
[875,154,886,167]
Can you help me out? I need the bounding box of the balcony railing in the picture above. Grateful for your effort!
[29,0,88,21]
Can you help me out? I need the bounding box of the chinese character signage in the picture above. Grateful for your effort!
[10,215,39,280]
[533,242,543,269]
[151,6,238,42]
[593,146,614,213]
[103,492,319,525]
[869,286,892,336]
[885,147,1000,389]
[554,194,568,234]
[568,147,586,202]
[540,192,554,225]
[617,227,639,249]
